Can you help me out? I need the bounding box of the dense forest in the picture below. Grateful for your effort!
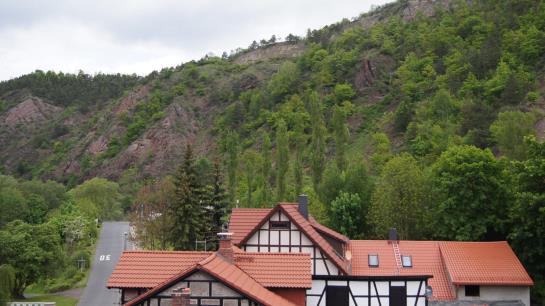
[0,0,544,304]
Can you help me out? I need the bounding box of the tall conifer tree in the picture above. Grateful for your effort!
[210,161,229,234]
[169,144,204,250]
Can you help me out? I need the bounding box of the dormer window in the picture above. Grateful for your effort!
[368,254,379,267]
[401,255,412,268]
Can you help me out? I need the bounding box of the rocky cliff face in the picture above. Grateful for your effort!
[0,0,468,183]
[233,42,306,65]
[2,97,62,128]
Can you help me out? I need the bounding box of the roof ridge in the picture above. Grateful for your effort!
[198,253,217,266]
[202,255,297,306]
[122,250,213,254]
[236,252,310,256]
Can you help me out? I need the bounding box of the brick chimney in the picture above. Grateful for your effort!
[217,232,234,263]
[172,287,191,306]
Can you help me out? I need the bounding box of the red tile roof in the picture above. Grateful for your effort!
[350,240,534,301]
[279,204,349,275]
[440,241,533,286]
[107,251,212,289]
[233,251,312,288]
[229,208,271,244]
[108,249,311,290]
[235,203,349,275]
[350,240,456,300]
[124,253,298,306]
[309,216,349,243]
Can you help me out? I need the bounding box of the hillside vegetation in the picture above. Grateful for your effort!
[0,0,544,303]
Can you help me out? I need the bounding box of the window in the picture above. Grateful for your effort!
[269,221,290,230]
[465,285,480,297]
[326,286,349,306]
[401,255,412,268]
[368,254,379,267]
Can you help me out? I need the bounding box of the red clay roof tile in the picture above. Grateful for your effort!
[230,205,350,274]
[439,241,533,286]
[229,208,272,244]
[234,251,312,288]
[350,240,455,300]
[124,253,298,306]
[108,249,311,290]
[107,251,211,289]
[279,204,349,274]
[309,216,349,243]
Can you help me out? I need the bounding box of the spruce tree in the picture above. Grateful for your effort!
[169,144,205,250]
[275,119,289,201]
[211,161,229,235]
[309,91,326,190]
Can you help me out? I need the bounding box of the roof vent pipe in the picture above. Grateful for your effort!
[298,194,309,219]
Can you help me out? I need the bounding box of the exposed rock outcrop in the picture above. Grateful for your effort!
[233,42,306,65]
[2,96,62,128]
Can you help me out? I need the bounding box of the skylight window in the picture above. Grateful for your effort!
[368,254,379,267]
[401,255,412,268]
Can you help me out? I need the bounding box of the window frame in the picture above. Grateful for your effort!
[368,254,379,267]
[269,220,290,230]
[401,255,413,268]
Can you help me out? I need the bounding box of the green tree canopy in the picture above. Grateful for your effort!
[275,119,289,202]
[0,264,15,304]
[330,192,366,239]
[490,111,537,160]
[369,154,428,240]
[431,145,510,241]
[0,221,63,297]
[169,144,205,250]
[508,136,545,301]
[0,187,27,227]
[69,177,123,221]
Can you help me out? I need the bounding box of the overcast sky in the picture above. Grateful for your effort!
[0,0,392,81]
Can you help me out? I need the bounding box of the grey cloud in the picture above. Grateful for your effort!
[0,0,392,80]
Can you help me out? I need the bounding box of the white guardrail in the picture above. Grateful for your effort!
[8,303,56,306]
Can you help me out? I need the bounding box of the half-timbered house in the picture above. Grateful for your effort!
[108,195,534,306]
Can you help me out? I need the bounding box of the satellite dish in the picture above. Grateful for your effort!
[345,250,352,261]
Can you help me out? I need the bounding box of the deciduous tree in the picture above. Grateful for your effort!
[275,119,289,201]
[369,154,428,240]
[431,145,510,241]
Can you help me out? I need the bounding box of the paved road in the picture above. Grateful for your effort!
[78,221,131,306]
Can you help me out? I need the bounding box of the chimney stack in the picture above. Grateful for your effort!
[217,232,234,263]
[388,228,398,242]
[298,194,309,219]
[172,287,191,306]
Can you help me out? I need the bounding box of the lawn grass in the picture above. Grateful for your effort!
[13,295,78,306]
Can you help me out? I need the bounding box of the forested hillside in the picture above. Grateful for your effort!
[0,0,544,303]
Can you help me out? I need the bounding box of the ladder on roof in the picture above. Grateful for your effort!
[392,240,402,275]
